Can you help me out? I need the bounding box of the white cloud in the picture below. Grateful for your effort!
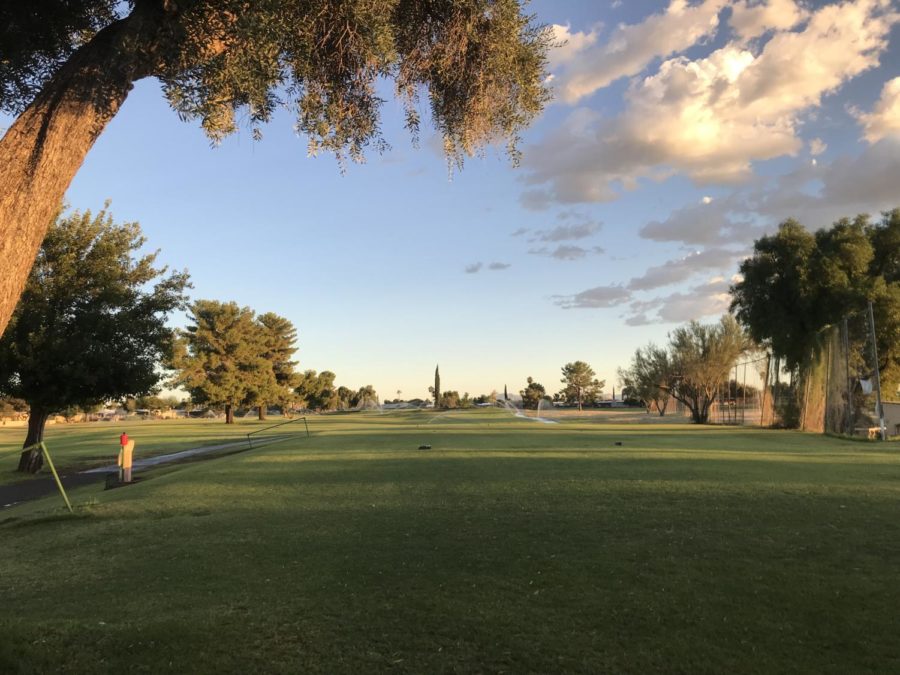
[854,76,900,142]
[554,285,632,309]
[529,245,604,261]
[533,219,602,242]
[556,273,734,321]
[701,196,714,204]
[548,24,600,71]
[520,189,554,211]
[654,279,732,323]
[808,138,827,156]
[626,248,745,291]
[523,0,899,205]
[747,135,900,223]
[736,0,897,119]
[621,278,733,324]
[551,0,727,104]
[488,262,511,271]
[729,0,807,41]
[639,198,763,245]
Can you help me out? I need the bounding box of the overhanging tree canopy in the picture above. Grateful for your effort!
[0,0,551,337]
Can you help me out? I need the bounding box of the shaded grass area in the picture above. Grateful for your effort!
[2,409,899,673]
[0,417,308,486]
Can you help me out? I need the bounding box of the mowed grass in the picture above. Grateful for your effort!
[2,409,900,673]
[0,417,305,485]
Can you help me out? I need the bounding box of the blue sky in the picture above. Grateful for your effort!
[21,0,900,400]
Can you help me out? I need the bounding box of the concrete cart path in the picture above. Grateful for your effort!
[1,435,287,510]
[82,435,284,473]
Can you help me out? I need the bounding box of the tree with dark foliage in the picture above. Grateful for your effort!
[0,206,189,472]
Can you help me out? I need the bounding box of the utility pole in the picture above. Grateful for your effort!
[867,301,886,440]
[842,318,852,435]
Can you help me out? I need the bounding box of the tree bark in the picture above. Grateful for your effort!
[258,405,267,421]
[17,406,50,473]
[225,404,234,424]
[0,5,171,337]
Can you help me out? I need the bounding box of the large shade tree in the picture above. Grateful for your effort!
[731,210,900,393]
[520,376,547,410]
[0,0,551,337]
[0,206,189,472]
[618,344,674,416]
[559,361,603,411]
[295,369,339,411]
[352,384,378,409]
[248,312,300,420]
[664,315,749,424]
[171,300,275,424]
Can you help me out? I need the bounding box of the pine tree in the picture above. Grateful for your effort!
[559,362,605,411]
[172,300,272,424]
[250,312,300,420]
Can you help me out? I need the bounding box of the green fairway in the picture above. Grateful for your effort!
[0,417,307,486]
[2,410,899,673]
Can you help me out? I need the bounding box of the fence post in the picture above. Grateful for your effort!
[842,318,852,435]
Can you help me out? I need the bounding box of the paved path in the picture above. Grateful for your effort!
[1,435,286,510]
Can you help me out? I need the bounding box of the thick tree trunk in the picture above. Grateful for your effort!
[692,396,712,424]
[258,405,267,421]
[17,407,50,473]
[0,6,170,337]
[225,404,234,424]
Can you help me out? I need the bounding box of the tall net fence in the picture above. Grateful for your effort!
[799,309,886,437]
[709,353,771,426]
[709,305,887,437]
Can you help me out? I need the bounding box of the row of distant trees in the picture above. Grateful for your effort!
[519,362,606,410]
[427,362,606,411]
[0,207,377,473]
[293,371,378,411]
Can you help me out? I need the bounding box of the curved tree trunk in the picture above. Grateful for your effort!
[0,6,170,337]
[17,406,50,473]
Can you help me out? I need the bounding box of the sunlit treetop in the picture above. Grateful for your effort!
[0,0,552,165]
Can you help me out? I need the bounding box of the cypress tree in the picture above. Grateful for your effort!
[434,365,441,409]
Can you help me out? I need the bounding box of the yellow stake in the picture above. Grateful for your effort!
[40,442,73,513]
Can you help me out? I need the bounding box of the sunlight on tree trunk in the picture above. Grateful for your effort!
[0,12,161,335]
[17,407,49,473]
